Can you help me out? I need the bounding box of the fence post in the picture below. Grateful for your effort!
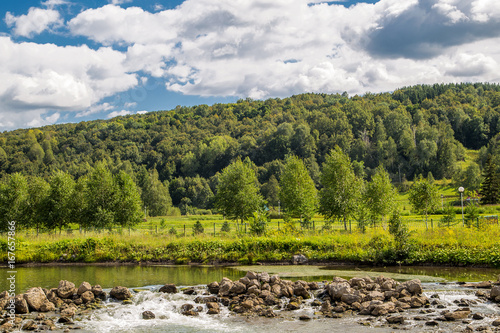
[245,223,247,234]
[425,219,428,230]
[156,225,158,234]
[128,227,130,236]
[477,218,479,230]
[431,219,433,229]
[184,224,186,237]
[349,220,351,233]
[214,223,216,237]
[278,221,280,231]
[313,221,315,232]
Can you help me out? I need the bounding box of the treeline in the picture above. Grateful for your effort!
[1,83,500,212]
[0,162,175,233]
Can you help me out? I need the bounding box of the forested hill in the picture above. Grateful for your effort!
[2,82,500,210]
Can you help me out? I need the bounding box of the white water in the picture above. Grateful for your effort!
[76,283,500,333]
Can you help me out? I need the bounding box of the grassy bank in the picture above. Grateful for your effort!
[3,226,500,267]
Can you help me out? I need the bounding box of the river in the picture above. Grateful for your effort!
[3,264,500,332]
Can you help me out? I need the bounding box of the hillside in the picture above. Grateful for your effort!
[1,82,500,210]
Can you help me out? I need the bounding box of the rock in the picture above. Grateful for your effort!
[22,319,37,331]
[57,280,76,299]
[181,304,194,312]
[259,272,270,284]
[77,282,92,295]
[365,291,385,302]
[396,279,422,295]
[245,271,258,280]
[492,319,500,327]
[444,309,471,321]
[207,281,219,294]
[387,315,405,324]
[425,321,439,326]
[270,274,280,285]
[247,285,260,295]
[491,286,500,300]
[327,282,351,300]
[371,302,395,316]
[14,294,29,314]
[206,302,220,315]
[110,286,132,300]
[286,301,300,310]
[91,285,105,298]
[241,299,254,309]
[473,313,484,320]
[341,292,362,305]
[159,284,177,294]
[293,283,310,299]
[24,287,48,311]
[229,281,246,294]
[81,291,95,303]
[476,281,492,289]
[182,310,199,316]
[299,315,311,320]
[39,300,56,312]
[218,278,233,296]
[292,254,308,265]
[58,316,74,324]
[349,277,367,289]
[61,306,76,317]
[308,282,320,290]
[142,311,155,319]
[239,277,251,286]
[410,295,428,308]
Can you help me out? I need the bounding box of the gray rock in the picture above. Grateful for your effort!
[14,294,29,314]
[207,281,219,294]
[142,311,155,319]
[387,315,405,324]
[24,287,48,311]
[327,282,351,300]
[110,286,132,300]
[229,281,246,294]
[396,279,422,295]
[218,277,233,296]
[57,280,76,299]
[292,254,308,265]
[81,290,95,303]
[159,284,177,294]
[77,282,92,295]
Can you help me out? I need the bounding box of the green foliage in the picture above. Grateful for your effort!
[319,147,363,230]
[215,158,264,223]
[364,165,397,224]
[0,173,28,230]
[137,167,172,216]
[192,220,204,235]
[168,226,177,236]
[408,175,440,221]
[439,204,457,227]
[464,202,480,228]
[279,155,318,222]
[248,211,268,236]
[220,221,231,233]
[479,155,499,204]
[388,212,412,261]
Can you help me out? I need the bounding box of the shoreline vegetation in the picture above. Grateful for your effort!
[3,226,500,268]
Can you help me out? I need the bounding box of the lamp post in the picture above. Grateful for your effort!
[458,187,464,226]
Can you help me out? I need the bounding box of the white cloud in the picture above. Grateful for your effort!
[109,0,133,5]
[0,37,137,129]
[107,110,132,118]
[76,102,114,118]
[471,0,500,22]
[5,7,62,38]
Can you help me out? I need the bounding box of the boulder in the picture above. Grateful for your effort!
[21,320,37,331]
[0,291,8,299]
[259,272,270,284]
[327,282,351,300]
[387,315,405,324]
[341,292,362,305]
[365,291,385,302]
[142,311,155,319]
[371,302,395,316]
[444,309,471,321]
[270,274,280,285]
[396,279,422,295]
[229,281,246,294]
[24,287,48,311]
[57,280,76,299]
[293,282,310,299]
[91,285,105,298]
[81,291,95,303]
[490,286,500,300]
[110,286,132,300]
[349,278,366,289]
[39,300,56,312]
[159,284,177,294]
[292,254,308,265]
[77,282,92,295]
[207,281,219,294]
[245,271,258,280]
[14,294,29,314]
[218,278,233,296]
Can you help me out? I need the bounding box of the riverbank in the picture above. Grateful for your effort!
[2,227,500,267]
[1,270,500,333]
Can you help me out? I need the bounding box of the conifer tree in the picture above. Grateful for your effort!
[479,155,499,204]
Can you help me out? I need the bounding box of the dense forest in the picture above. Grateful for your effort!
[2,83,500,215]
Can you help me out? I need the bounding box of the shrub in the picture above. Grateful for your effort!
[193,221,204,235]
[168,226,177,236]
[220,221,231,233]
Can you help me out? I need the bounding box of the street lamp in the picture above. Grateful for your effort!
[458,187,464,226]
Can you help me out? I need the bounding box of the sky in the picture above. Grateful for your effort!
[1,0,500,131]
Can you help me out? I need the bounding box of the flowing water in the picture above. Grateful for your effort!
[4,264,500,332]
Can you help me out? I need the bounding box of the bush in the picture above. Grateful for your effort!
[168,226,177,236]
[193,221,204,235]
[249,211,268,236]
[220,221,230,233]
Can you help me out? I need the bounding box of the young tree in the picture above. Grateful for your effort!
[114,171,144,227]
[261,175,280,208]
[42,171,75,234]
[137,167,172,216]
[279,155,318,223]
[408,175,440,223]
[319,147,363,230]
[0,173,28,231]
[479,155,499,204]
[364,165,397,225]
[215,158,264,224]
[24,176,50,234]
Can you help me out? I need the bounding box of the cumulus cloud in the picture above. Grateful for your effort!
[0,37,137,129]
[107,110,132,118]
[2,0,500,130]
[5,7,63,37]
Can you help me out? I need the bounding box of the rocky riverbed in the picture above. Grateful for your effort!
[1,272,500,332]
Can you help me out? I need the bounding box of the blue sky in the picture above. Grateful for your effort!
[0,0,499,131]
